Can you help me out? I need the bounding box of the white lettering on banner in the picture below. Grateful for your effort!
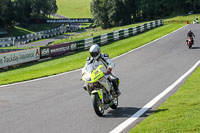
[41,48,50,56]
[0,48,40,69]
[51,46,70,53]
[46,19,91,23]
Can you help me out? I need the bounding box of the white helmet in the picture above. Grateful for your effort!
[89,44,101,59]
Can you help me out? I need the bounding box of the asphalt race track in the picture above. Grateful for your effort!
[0,24,200,133]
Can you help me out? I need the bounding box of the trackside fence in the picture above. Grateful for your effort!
[74,20,163,51]
[0,25,80,48]
[0,20,163,69]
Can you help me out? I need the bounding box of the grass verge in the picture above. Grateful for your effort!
[0,24,184,85]
[129,66,200,133]
[56,0,92,18]
[8,24,62,37]
[164,14,200,24]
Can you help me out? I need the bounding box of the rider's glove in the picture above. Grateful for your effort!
[106,67,112,74]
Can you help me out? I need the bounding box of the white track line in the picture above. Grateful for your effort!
[0,24,188,89]
[110,59,200,133]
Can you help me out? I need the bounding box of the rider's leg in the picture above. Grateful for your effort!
[109,74,121,95]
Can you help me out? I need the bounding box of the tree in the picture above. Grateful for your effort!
[32,0,58,18]
[0,0,14,29]
[91,0,128,28]
[91,0,200,28]
[91,0,110,29]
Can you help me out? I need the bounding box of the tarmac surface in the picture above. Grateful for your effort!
[0,24,200,133]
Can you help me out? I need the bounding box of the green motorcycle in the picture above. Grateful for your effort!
[82,65,120,116]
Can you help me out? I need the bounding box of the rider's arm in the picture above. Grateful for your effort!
[104,54,115,69]
[193,33,195,37]
[82,64,87,75]
[187,32,190,37]
[82,57,91,75]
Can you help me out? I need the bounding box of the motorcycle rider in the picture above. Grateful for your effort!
[194,17,199,24]
[186,29,195,44]
[82,44,121,96]
[196,18,199,24]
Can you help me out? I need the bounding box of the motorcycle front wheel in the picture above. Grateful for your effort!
[188,44,192,49]
[91,93,104,116]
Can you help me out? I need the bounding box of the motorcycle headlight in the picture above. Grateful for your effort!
[82,73,91,81]
[85,77,91,81]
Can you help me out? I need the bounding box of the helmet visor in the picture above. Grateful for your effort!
[90,51,99,57]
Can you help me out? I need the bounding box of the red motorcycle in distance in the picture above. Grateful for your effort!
[186,37,193,49]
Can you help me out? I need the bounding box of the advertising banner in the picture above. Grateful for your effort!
[30,18,93,24]
[49,42,77,57]
[40,47,50,58]
[0,48,40,68]
[46,19,93,23]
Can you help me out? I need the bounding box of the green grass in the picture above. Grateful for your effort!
[164,14,200,24]
[8,24,62,37]
[129,66,200,133]
[0,24,184,85]
[8,26,34,36]
[56,0,92,18]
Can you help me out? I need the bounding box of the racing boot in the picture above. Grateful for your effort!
[113,81,121,96]
[110,76,121,96]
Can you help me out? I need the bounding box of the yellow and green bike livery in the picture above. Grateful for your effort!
[82,65,119,116]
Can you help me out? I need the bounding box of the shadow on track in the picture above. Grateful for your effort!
[103,107,140,118]
[103,107,168,118]
[191,46,200,49]
[141,108,168,117]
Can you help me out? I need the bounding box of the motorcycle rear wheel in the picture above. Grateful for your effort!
[91,94,104,116]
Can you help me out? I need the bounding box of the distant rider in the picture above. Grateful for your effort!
[194,17,199,24]
[196,18,199,24]
[82,44,121,95]
[186,29,195,44]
